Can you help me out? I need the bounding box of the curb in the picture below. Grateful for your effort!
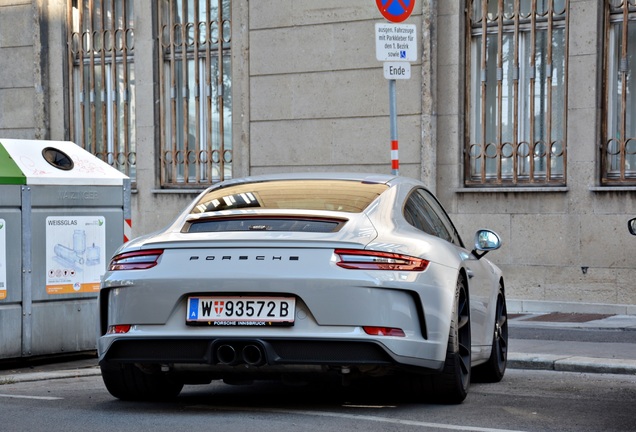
[508,353,636,376]
[0,367,101,384]
[507,300,636,316]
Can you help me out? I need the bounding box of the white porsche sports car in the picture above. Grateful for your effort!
[98,173,507,404]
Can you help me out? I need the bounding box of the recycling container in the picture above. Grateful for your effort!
[0,139,130,359]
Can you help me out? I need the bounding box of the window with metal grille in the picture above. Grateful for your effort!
[157,0,232,187]
[602,0,636,184]
[67,0,136,182]
[466,0,568,186]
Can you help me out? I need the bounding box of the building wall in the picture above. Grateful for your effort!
[248,1,424,179]
[0,0,634,307]
[436,0,636,305]
[0,1,38,138]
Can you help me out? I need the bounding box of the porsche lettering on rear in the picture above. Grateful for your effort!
[188,255,300,261]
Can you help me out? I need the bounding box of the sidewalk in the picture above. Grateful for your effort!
[1,312,635,384]
[508,312,636,375]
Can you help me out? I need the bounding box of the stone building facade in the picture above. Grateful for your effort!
[1,0,635,310]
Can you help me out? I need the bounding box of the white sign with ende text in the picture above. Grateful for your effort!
[383,62,411,80]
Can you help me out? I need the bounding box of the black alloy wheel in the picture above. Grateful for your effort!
[429,273,471,404]
[472,286,508,383]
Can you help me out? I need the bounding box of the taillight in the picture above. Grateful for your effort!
[108,249,164,271]
[334,249,428,271]
[363,326,406,337]
[107,325,132,334]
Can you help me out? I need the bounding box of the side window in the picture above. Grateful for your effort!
[404,190,452,243]
[416,189,463,247]
[404,196,437,236]
[404,189,463,247]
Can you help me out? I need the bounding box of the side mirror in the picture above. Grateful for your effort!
[629,218,636,236]
[472,229,501,259]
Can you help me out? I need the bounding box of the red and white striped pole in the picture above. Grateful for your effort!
[124,218,132,243]
[389,79,399,175]
[123,178,132,243]
[391,139,399,174]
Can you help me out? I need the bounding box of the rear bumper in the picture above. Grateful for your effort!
[98,336,445,372]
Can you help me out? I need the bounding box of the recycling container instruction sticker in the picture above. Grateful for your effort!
[0,219,5,300]
[45,216,106,294]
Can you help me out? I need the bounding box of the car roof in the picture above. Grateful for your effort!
[209,172,421,190]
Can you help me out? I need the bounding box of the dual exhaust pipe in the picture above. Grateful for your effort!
[216,343,265,366]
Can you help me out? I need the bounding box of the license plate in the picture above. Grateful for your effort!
[187,296,295,326]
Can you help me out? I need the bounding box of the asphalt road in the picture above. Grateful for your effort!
[1,368,635,432]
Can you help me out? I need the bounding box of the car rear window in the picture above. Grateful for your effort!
[187,217,344,233]
[190,180,388,214]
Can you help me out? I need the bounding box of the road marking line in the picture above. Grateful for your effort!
[0,394,63,401]
[266,409,528,432]
[206,406,528,432]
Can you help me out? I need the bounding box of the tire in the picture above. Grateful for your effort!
[422,273,471,404]
[100,363,184,401]
[472,286,508,383]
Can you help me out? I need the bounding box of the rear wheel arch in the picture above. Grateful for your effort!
[406,271,472,404]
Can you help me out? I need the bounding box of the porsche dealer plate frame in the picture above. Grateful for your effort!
[187,296,296,326]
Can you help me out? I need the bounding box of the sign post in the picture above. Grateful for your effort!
[374,0,416,176]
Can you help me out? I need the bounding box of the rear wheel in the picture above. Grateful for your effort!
[472,286,508,383]
[100,363,184,401]
[430,273,471,403]
[408,274,471,404]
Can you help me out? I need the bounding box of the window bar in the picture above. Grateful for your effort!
[545,0,554,182]
[193,0,201,183]
[88,0,97,157]
[512,0,520,184]
[620,3,628,180]
[99,0,108,166]
[602,0,617,184]
[480,0,488,184]
[602,0,612,183]
[122,0,132,179]
[180,0,190,184]
[109,0,117,169]
[67,2,75,142]
[109,0,118,170]
[217,0,226,181]
[205,0,213,183]
[159,0,171,186]
[496,0,504,183]
[78,3,86,151]
[561,0,570,183]
[561,0,569,183]
[158,1,166,185]
[170,1,178,185]
[529,0,537,182]
[464,0,472,184]
[464,0,473,184]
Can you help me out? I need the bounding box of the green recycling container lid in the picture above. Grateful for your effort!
[0,141,26,185]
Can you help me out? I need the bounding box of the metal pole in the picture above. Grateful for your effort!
[389,79,399,175]
[21,186,32,357]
